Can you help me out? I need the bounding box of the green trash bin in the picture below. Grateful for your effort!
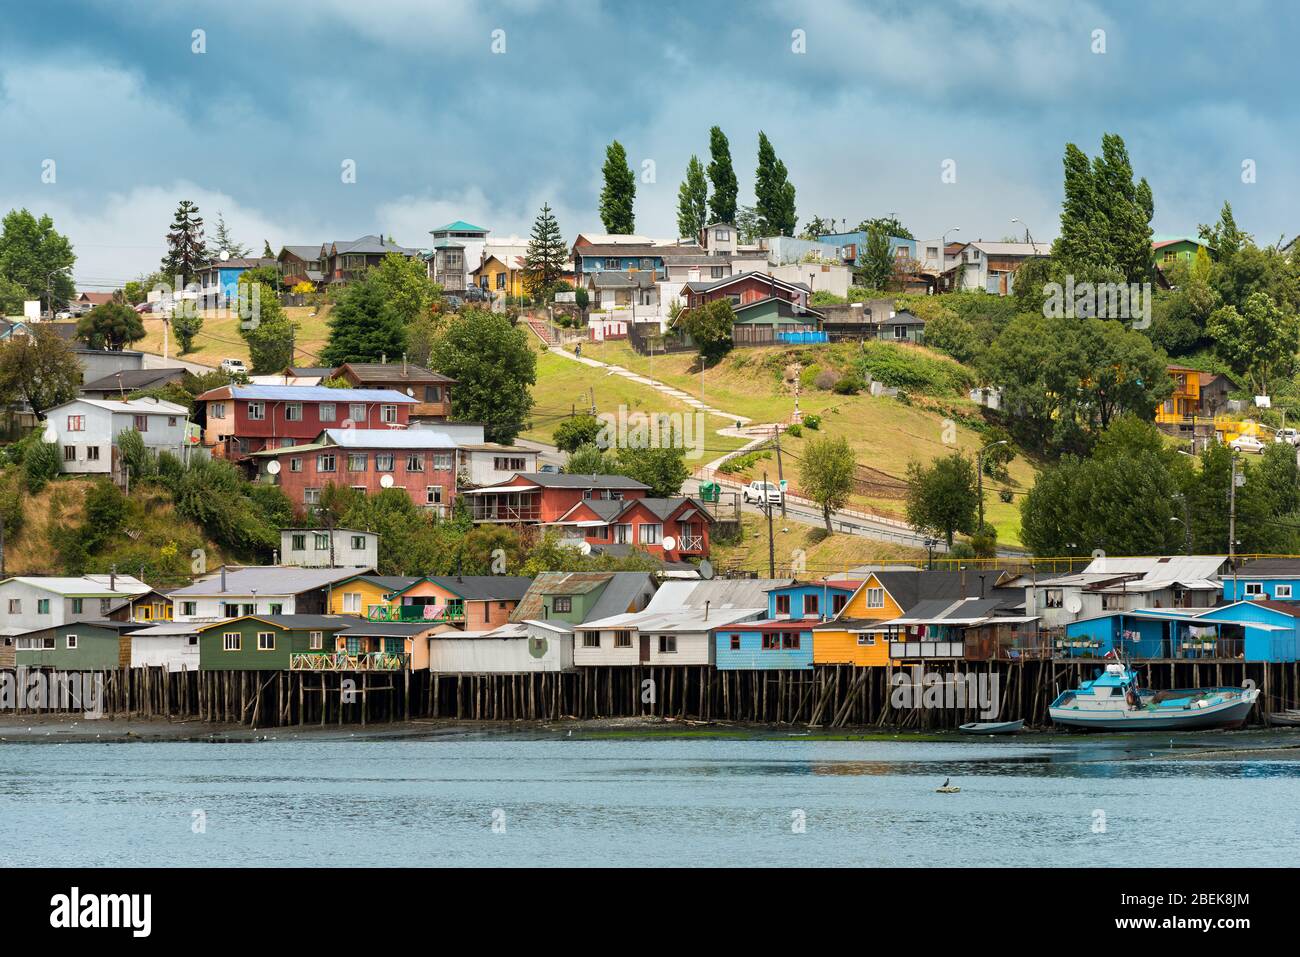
[699,481,720,503]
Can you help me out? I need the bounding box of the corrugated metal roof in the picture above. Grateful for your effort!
[169,566,371,597]
[199,385,416,402]
[320,428,457,448]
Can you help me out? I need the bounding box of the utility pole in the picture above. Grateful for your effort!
[763,469,775,578]
[773,426,787,518]
[1228,453,1238,568]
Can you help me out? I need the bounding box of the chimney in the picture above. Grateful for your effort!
[221,565,227,591]
[704,600,710,622]
[381,353,387,365]
[110,563,117,592]
[402,353,408,375]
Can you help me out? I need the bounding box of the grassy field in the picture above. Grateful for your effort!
[709,514,928,577]
[137,306,334,368]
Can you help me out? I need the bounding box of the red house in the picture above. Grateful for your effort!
[464,472,712,560]
[253,429,460,515]
[680,271,811,311]
[196,385,416,460]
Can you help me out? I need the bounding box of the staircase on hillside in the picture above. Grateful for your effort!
[526,317,559,346]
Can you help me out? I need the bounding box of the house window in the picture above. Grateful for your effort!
[893,325,906,339]
[832,593,847,614]
[658,635,677,653]
[426,486,443,505]
[71,598,83,613]
[134,415,149,432]
[866,587,884,608]
[247,402,265,420]
[614,631,633,648]
[615,524,632,544]
[433,453,453,471]
[66,634,78,649]
[309,631,323,650]
[223,632,241,651]
[710,266,725,279]
[285,402,303,421]
[348,452,368,472]
[1244,582,1264,597]
[351,535,366,550]
[7,599,19,614]
[317,453,336,472]
[86,446,100,461]
[729,634,741,650]
[343,592,361,613]
[257,632,275,651]
[639,523,661,545]
[63,446,77,462]
[289,457,302,472]
[775,594,791,615]
[553,597,572,613]
[223,603,241,616]
[406,454,424,472]
[304,488,321,504]
[1277,585,1293,599]
[782,632,801,650]
[349,403,366,423]
[762,634,779,650]
[37,598,49,615]
[856,633,876,646]
[381,405,398,424]
[803,594,819,616]
[181,601,196,616]
[583,632,600,648]
[241,603,255,616]
[496,273,506,290]
[493,456,527,471]
[376,453,395,471]
[67,415,85,431]
[319,403,336,422]
[168,416,178,427]
[269,603,282,615]
[210,402,226,420]
[424,386,442,402]
[315,533,330,550]
[1044,589,1064,609]
[1101,593,1123,610]
[291,533,306,550]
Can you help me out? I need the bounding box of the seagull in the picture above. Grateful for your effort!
[942,777,950,788]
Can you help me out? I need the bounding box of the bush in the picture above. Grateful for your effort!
[814,369,839,391]
[785,423,803,438]
[833,375,864,395]
[23,439,61,493]
[802,414,821,430]
[855,341,974,396]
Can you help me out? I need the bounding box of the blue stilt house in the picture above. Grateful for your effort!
[713,580,857,671]
[1062,601,1300,662]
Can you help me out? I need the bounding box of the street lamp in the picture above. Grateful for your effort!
[976,440,1008,528]
[1010,218,1040,254]
[1169,516,1191,555]
[924,537,940,571]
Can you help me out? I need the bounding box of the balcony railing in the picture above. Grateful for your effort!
[889,640,965,659]
[470,502,542,523]
[289,652,410,672]
[676,534,705,552]
[366,604,464,623]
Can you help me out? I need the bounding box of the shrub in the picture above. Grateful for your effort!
[833,375,864,395]
[23,439,61,493]
[785,423,803,438]
[802,414,821,430]
[814,369,839,391]
[854,341,974,396]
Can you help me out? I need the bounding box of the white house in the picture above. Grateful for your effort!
[46,396,191,475]
[128,622,201,671]
[168,565,371,622]
[573,578,788,667]
[457,443,540,488]
[0,574,151,640]
[280,528,379,569]
[426,619,575,673]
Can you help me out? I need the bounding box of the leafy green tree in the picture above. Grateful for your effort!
[676,156,709,239]
[0,326,81,416]
[1206,291,1300,395]
[0,209,76,313]
[706,126,738,224]
[754,131,797,236]
[856,224,893,290]
[1053,133,1153,285]
[564,442,612,476]
[800,435,856,533]
[321,273,406,366]
[855,216,913,240]
[239,283,299,372]
[734,205,762,244]
[172,307,203,354]
[372,252,438,325]
[116,428,156,481]
[76,300,145,351]
[1198,202,1248,263]
[23,438,61,493]
[554,414,602,453]
[680,298,735,365]
[599,140,636,233]
[208,211,250,259]
[905,452,977,547]
[160,200,210,285]
[429,309,536,443]
[523,203,568,297]
[612,446,689,498]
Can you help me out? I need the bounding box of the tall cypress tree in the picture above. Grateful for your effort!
[754,132,797,237]
[706,126,738,224]
[160,200,211,285]
[676,155,709,239]
[1054,133,1153,285]
[599,141,636,234]
[523,203,568,296]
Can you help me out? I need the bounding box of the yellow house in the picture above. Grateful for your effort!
[813,569,1022,666]
[471,254,527,299]
[329,574,421,618]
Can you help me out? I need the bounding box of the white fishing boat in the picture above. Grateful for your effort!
[1050,662,1259,731]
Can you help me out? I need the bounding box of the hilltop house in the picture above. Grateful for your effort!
[331,362,455,421]
[427,221,489,289]
[195,384,415,460]
[948,240,1049,295]
[322,235,420,285]
[1154,365,1238,441]
[279,528,379,569]
[79,367,187,400]
[46,396,191,475]
[277,246,326,288]
[194,257,277,306]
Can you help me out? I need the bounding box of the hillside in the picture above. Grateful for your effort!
[709,515,928,576]
[137,305,334,368]
[572,339,1037,546]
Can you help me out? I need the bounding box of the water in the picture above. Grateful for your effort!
[1,733,1298,866]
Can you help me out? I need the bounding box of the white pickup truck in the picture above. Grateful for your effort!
[742,480,783,506]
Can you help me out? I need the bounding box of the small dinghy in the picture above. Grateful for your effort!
[958,719,1024,735]
[1266,709,1300,727]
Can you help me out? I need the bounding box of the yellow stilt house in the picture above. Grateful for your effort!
[329,574,421,618]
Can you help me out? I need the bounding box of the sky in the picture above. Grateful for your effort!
[1,0,1295,289]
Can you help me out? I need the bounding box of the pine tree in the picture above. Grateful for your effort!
[209,211,250,259]
[262,240,275,258]
[599,141,636,234]
[523,203,568,297]
[320,272,407,366]
[676,155,709,239]
[160,200,211,285]
[754,132,797,237]
[706,126,738,224]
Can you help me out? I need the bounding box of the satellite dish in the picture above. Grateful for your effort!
[266,460,281,475]
[1064,595,1083,614]
[698,559,715,580]
[528,635,549,659]
[662,535,677,551]
[578,541,592,555]
[379,474,394,489]
[220,250,231,261]
[406,387,415,397]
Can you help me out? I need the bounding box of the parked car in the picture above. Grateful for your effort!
[742,480,783,506]
[538,464,560,473]
[442,294,464,311]
[463,286,489,303]
[220,358,248,375]
[1230,433,1267,454]
[1276,428,1300,446]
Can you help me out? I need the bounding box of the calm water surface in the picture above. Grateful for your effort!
[1,735,1297,866]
